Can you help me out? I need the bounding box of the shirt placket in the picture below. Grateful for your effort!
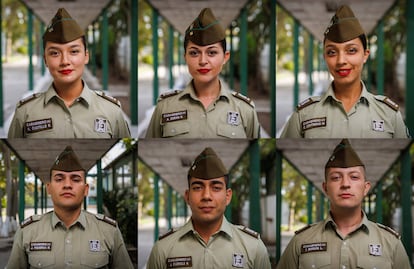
[64,228,73,267]
[340,238,350,269]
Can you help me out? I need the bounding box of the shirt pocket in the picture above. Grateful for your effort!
[357,256,392,269]
[299,253,331,269]
[161,121,190,137]
[28,253,56,268]
[80,251,109,268]
[216,123,247,138]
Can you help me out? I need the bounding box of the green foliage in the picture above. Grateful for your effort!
[138,160,154,216]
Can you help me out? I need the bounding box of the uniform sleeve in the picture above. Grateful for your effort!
[146,241,166,269]
[393,111,410,138]
[110,227,134,269]
[5,227,28,269]
[276,235,300,269]
[280,111,302,138]
[8,109,25,138]
[254,239,272,269]
[246,108,261,139]
[115,110,132,138]
[145,105,162,138]
[392,240,412,269]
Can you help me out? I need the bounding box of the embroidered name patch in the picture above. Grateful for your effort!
[166,256,192,268]
[302,117,327,131]
[25,118,53,133]
[369,244,382,256]
[30,242,52,251]
[372,119,385,132]
[94,118,108,133]
[227,111,240,125]
[232,253,244,268]
[301,242,327,254]
[162,110,188,123]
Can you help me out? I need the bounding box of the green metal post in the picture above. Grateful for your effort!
[249,141,261,233]
[101,9,109,91]
[174,191,178,218]
[376,20,384,95]
[318,191,325,221]
[130,0,138,124]
[34,177,38,214]
[168,25,174,89]
[132,146,137,186]
[167,185,172,229]
[240,7,248,95]
[406,1,414,135]
[97,160,103,213]
[152,9,159,105]
[229,24,234,90]
[41,22,46,75]
[154,175,160,241]
[270,0,277,137]
[19,161,25,222]
[28,7,34,91]
[293,20,300,107]
[401,147,413,263]
[307,181,313,224]
[0,0,3,127]
[91,24,97,76]
[375,180,383,223]
[275,150,282,263]
[225,175,232,222]
[41,181,45,214]
[308,35,314,95]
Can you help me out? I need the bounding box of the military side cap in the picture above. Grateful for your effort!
[325,139,364,168]
[324,5,365,43]
[43,8,85,43]
[185,8,226,46]
[51,146,85,172]
[188,147,228,179]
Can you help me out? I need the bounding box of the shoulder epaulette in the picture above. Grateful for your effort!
[374,95,399,111]
[20,215,42,228]
[297,97,321,111]
[158,228,176,240]
[295,224,314,235]
[158,90,182,101]
[231,92,255,108]
[377,223,400,239]
[95,214,117,227]
[17,93,41,108]
[94,91,121,107]
[239,226,259,239]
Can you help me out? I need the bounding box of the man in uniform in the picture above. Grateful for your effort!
[145,8,260,138]
[276,139,411,268]
[8,8,131,138]
[6,146,134,268]
[147,147,271,268]
[280,5,409,138]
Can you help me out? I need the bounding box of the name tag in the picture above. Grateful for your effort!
[167,256,192,268]
[162,110,188,123]
[25,118,53,133]
[302,117,327,131]
[301,242,327,254]
[30,242,52,251]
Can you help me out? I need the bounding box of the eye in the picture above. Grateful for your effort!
[350,174,361,180]
[192,185,202,191]
[70,49,80,55]
[325,49,336,57]
[72,176,82,183]
[48,50,60,57]
[207,50,218,56]
[212,186,223,192]
[347,47,358,54]
[188,50,199,57]
[329,175,341,181]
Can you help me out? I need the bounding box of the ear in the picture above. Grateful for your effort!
[184,189,190,204]
[223,51,230,65]
[84,183,90,196]
[84,50,90,65]
[363,180,371,196]
[363,49,370,63]
[322,182,328,195]
[225,188,232,206]
[46,183,51,195]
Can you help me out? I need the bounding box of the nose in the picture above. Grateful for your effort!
[62,178,72,189]
[201,187,212,200]
[336,51,346,65]
[340,176,351,189]
[60,52,70,66]
[199,52,207,66]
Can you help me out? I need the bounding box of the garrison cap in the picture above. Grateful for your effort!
[51,146,85,173]
[43,8,85,44]
[324,5,365,43]
[188,147,228,179]
[185,8,226,46]
[325,139,365,168]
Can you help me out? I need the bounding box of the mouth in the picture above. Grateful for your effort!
[197,69,210,74]
[60,192,75,198]
[59,69,73,75]
[339,193,353,199]
[199,206,214,213]
[336,69,351,77]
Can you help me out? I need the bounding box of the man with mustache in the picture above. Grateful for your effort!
[6,146,133,268]
[147,147,271,268]
[276,139,411,268]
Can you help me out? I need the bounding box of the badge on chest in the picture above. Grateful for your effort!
[89,240,101,252]
[227,111,240,125]
[232,253,245,268]
[166,256,192,268]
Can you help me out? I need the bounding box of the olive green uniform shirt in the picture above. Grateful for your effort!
[147,217,271,269]
[145,80,260,138]
[276,212,411,269]
[280,82,409,138]
[8,82,131,138]
[6,210,133,269]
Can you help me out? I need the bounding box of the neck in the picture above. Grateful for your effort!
[330,208,363,236]
[54,207,82,228]
[193,79,221,108]
[333,81,362,112]
[192,216,223,243]
[53,80,83,106]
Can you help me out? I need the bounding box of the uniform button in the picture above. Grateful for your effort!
[38,263,42,266]
[311,265,315,268]
[342,265,346,269]
[231,132,236,136]
[171,129,176,133]
[66,239,70,243]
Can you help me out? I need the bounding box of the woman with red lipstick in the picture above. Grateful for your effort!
[277,139,411,269]
[8,8,131,138]
[146,8,260,138]
[280,5,409,138]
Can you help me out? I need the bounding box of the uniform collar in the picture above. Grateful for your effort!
[322,81,371,106]
[323,210,369,234]
[44,81,93,107]
[180,216,233,240]
[51,210,86,230]
[180,79,231,102]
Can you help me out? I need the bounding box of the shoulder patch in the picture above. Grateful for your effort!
[377,223,400,239]
[239,226,259,239]
[95,214,117,227]
[297,97,321,111]
[232,92,255,108]
[94,91,121,107]
[17,93,41,108]
[20,215,42,228]
[158,228,176,240]
[158,90,182,101]
[295,224,315,235]
[374,95,399,111]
